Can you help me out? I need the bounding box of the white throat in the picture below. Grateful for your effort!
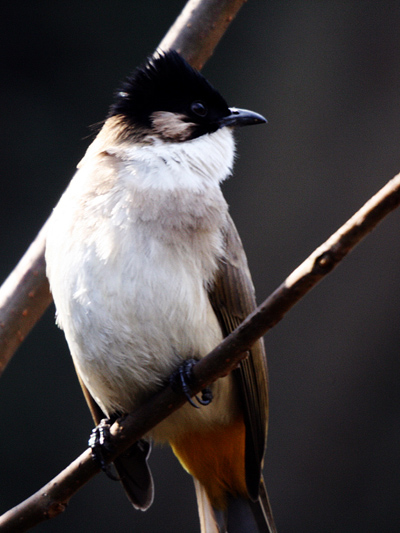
[119,127,236,192]
[82,123,236,192]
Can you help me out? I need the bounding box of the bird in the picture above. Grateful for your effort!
[45,49,276,533]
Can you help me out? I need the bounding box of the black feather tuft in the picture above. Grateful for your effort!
[108,50,230,134]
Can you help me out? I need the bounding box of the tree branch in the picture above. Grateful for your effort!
[0,0,248,378]
[1,172,400,532]
[158,0,246,70]
[0,222,52,375]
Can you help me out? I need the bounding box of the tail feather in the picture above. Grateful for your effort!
[248,478,277,533]
[226,495,262,532]
[194,479,220,533]
[113,439,154,511]
[194,477,277,533]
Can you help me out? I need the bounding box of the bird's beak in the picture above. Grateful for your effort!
[218,107,267,128]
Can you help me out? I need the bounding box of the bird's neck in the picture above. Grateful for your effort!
[73,122,236,247]
[110,124,236,192]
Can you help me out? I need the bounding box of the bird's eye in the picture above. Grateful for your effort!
[191,101,208,117]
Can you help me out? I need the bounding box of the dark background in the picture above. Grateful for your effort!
[1,1,400,532]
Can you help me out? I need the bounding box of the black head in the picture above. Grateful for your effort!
[109,50,266,142]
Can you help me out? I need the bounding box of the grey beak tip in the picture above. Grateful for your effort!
[220,107,268,128]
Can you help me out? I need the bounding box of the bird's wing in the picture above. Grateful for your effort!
[208,213,269,500]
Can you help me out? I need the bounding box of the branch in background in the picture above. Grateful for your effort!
[1,172,400,532]
[0,222,52,375]
[159,0,245,70]
[0,0,248,378]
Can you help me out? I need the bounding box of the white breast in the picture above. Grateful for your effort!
[46,126,236,420]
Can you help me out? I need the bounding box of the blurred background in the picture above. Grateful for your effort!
[1,1,400,531]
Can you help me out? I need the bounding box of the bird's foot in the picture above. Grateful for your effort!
[88,418,120,481]
[170,358,213,408]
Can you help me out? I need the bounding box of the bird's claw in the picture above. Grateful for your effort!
[88,418,120,481]
[170,359,213,408]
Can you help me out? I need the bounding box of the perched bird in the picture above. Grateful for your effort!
[45,50,275,533]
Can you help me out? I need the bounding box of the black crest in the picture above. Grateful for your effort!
[109,50,230,134]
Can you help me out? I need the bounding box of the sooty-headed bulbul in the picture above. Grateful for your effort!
[45,50,276,533]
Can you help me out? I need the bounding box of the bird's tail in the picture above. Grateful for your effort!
[194,477,277,533]
[194,479,220,533]
[113,439,154,511]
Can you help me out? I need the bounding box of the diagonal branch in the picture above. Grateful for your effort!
[0,0,248,378]
[1,172,400,532]
[158,0,245,70]
[0,221,52,375]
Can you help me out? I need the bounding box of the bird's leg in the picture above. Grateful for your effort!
[88,417,120,481]
[170,358,213,408]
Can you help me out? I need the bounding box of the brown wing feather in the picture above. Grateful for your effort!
[208,214,269,501]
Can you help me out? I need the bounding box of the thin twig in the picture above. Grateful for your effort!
[0,0,248,378]
[1,173,400,532]
[199,172,400,368]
